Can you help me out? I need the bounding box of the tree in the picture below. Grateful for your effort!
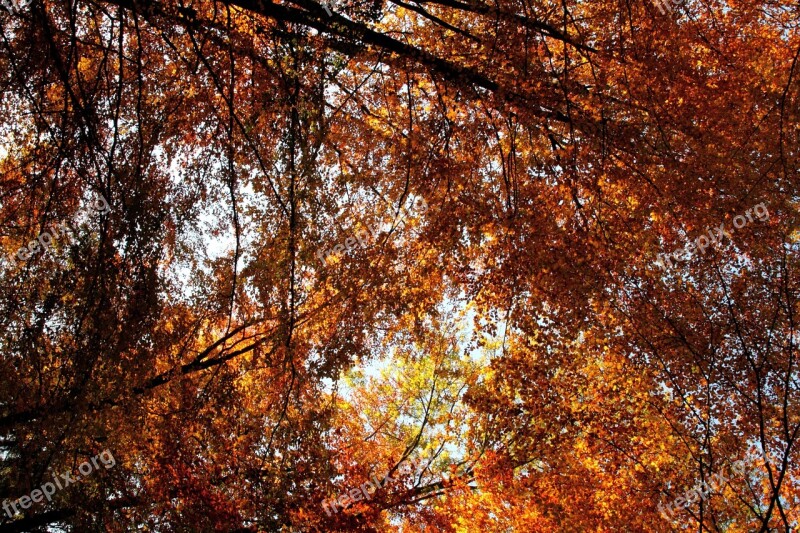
[1,0,799,530]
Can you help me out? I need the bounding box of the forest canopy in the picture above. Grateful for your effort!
[1,0,800,530]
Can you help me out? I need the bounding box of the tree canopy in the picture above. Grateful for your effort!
[1,0,800,530]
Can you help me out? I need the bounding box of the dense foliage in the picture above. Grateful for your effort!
[1,0,800,530]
